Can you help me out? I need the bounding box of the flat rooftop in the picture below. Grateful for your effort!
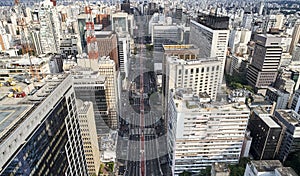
[251,160,282,172]
[276,110,299,125]
[275,167,298,176]
[0,105,34,140]
[163,44,198,50]
[172,88,249,113]
[261,116,281,128]
[0,74,69,143]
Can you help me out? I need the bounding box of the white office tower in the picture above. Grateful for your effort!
[241,12,253,30]
[165,56,222,101]
[38,2,61,54]
[229,28,252,55]
[189,16,230,85]
[98,56,118,129]
[77,100,101,175]
[167,88,250,175]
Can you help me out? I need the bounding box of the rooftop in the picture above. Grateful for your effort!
[0,105,34,140]
[251,160,282,172]
[0,74,70,144]
[276,110,300,125]
[172,88,249,113]
[167,56,221,65]
[261,116,281,128]
[163,44,199,51]
[213,163,229,173]
[275,167,298,176]
[95,31,114,38]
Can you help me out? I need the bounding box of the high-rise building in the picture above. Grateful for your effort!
[0,74,88,175]
[165,56,223,101]
[111,12,134,36]
[38,3,61,54]
[228,28,251,55]
[247,34,282,91]
[72,69,110,139]
[152,25,181,51]
[289,22,300,54]
[273,110,300,162]
[59,35,79,58]
[30,29,42,55]
[121,0,131,14]
[241,12,253,30]
[98,56,118,130]
[248,107,282,160]
[77,100,101,175]
[189,14,230,85]
[265,87,290,110]
[95,31,119,70]
[167,88,250,174]
[291,89,300,114]
[118,35,130,77]
[95,14,111,30]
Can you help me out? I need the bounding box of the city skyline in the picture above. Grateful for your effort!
[0,0,300,175]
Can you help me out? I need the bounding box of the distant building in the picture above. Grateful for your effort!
[152,25,181,51]
[289,22,300,54]
[247,34,282,91]
[95,14,111,30]
[111,12,134,36]
[241,12,253,30]
[244,160,297,176]
[60,35,79,58]
[168,88,250,174]
[228,28,251,55]
[37,4,61,54]
[118,34,130,78]
[248,107,282,160]
[95,31,119,71]
[121,0,131,14]
[174,8,183,21]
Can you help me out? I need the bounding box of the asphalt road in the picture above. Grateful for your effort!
[116,14,171,176]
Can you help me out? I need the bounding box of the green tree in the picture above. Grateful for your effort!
[179,171,192,176]
[199,166,211,176]
[145,44,153,51]
[229,157,250,176]
[243,85,254,93]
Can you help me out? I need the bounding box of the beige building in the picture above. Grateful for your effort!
[77,100,101,175]
[98,56,118,129]
[165,56,223,101]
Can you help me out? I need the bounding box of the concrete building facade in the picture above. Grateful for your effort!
[168,88,250,174]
